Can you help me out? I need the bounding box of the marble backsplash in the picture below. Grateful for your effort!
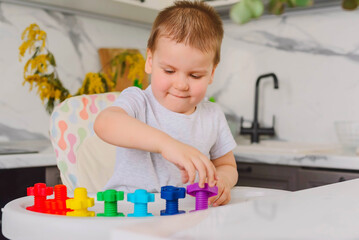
[0,2,358,144]
[0,2,150,142]
[210,8,359,144]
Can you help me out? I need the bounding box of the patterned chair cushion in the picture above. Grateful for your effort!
[49,92,120,192]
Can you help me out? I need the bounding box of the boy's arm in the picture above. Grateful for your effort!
[209,151,238,206]
[94,106,165,153]
[94,106,217,187]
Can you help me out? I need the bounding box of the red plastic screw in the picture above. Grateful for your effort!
[26,183,53,213]
[45,184,73,215]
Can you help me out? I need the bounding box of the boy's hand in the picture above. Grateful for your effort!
[208,177,232,206]
[160,138,217,188]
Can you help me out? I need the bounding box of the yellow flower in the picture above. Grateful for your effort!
[102,73,114,89]
[78,72,108,95]
[126,52,145,84]
[23,74,40,91]
[19,23,47,60]
[88,73,104,94]
[23,54,49,78]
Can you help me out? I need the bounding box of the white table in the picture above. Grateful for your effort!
[111,179,359,239]
[2,187,287,240]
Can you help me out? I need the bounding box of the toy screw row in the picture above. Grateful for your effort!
[26,182,218,217]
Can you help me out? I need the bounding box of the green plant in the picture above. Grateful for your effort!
[230,0,358,24]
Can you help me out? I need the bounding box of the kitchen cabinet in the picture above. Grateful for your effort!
[236,162,359,191]
[45,166,62,187]
[0,166,61,240]
[236,162,297,191]
[297,167,359,190]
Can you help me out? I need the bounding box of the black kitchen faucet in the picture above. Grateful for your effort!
[240,73,279,143]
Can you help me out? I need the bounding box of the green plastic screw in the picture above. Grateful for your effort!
[97,189,125,217]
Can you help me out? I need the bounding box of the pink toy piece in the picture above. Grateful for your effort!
[79,97,89,120]
[89,95,98,114]
[67,133,77,164]
[58,120,68,150]
[187,183,218,211]
[106,94,116,102]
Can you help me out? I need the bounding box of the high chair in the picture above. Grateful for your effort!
[49,92,120,192]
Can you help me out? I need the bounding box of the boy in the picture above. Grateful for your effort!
[94,0,238,206]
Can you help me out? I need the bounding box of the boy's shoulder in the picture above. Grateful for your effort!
[117,86,148,100]
[121,86,145,94]
[199,100,223,115]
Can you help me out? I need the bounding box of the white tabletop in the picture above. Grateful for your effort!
[111,179,359,239]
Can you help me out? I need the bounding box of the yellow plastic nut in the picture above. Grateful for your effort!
[66,187,95,217]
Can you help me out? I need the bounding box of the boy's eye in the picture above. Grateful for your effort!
[164,70,175,74]
[190,74,202,79]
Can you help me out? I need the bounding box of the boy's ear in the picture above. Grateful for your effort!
[145,49,153,74]
[209,64,217,85]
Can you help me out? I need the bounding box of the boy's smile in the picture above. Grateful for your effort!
[145,37,216,115]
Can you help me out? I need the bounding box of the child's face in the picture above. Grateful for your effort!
[145,37,216,115]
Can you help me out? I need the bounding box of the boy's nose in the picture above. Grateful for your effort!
[173,77,189,91]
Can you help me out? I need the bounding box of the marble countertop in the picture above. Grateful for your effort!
[2,139,359,171]
[0,140,56,169]
[110,178,359,239]
[234,140,359,171]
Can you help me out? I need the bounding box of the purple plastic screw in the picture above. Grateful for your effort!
[187,183,218,211]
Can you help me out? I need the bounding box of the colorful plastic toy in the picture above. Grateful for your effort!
[187,183,218,212]
[45,184,72,215]
[26,183,53,213]
[127,189,154,217]
[66,188,95,217]
[97,189,125,217]
[160,186,186,216]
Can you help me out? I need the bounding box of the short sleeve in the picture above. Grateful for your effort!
[112,87,145,118]
[210,106,237,159]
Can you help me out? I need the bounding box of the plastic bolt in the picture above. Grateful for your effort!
[45,184,72,215]
[160,186,186,216]
[127,189,154,217]
[97,189,125,217]
[26,183,53,213]
[66,187,95,217]
[187,183,218,211]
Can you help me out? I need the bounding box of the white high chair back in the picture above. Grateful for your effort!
[49,92,120,192]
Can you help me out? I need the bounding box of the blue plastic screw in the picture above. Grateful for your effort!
[160,186,186,216]
[127,189,154,217]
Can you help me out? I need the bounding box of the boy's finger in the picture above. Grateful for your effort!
[208,195,218,205]
[200,156,215,187]
[213,189,230,206]
[209,184,223,205]
[212,191,225,206]
[185,162,196,184]
[181,170,189,183]
[193,159,207,188]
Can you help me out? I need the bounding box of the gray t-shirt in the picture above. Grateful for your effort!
[103,85,236,193]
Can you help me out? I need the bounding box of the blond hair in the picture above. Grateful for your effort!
[147,0,224,66]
